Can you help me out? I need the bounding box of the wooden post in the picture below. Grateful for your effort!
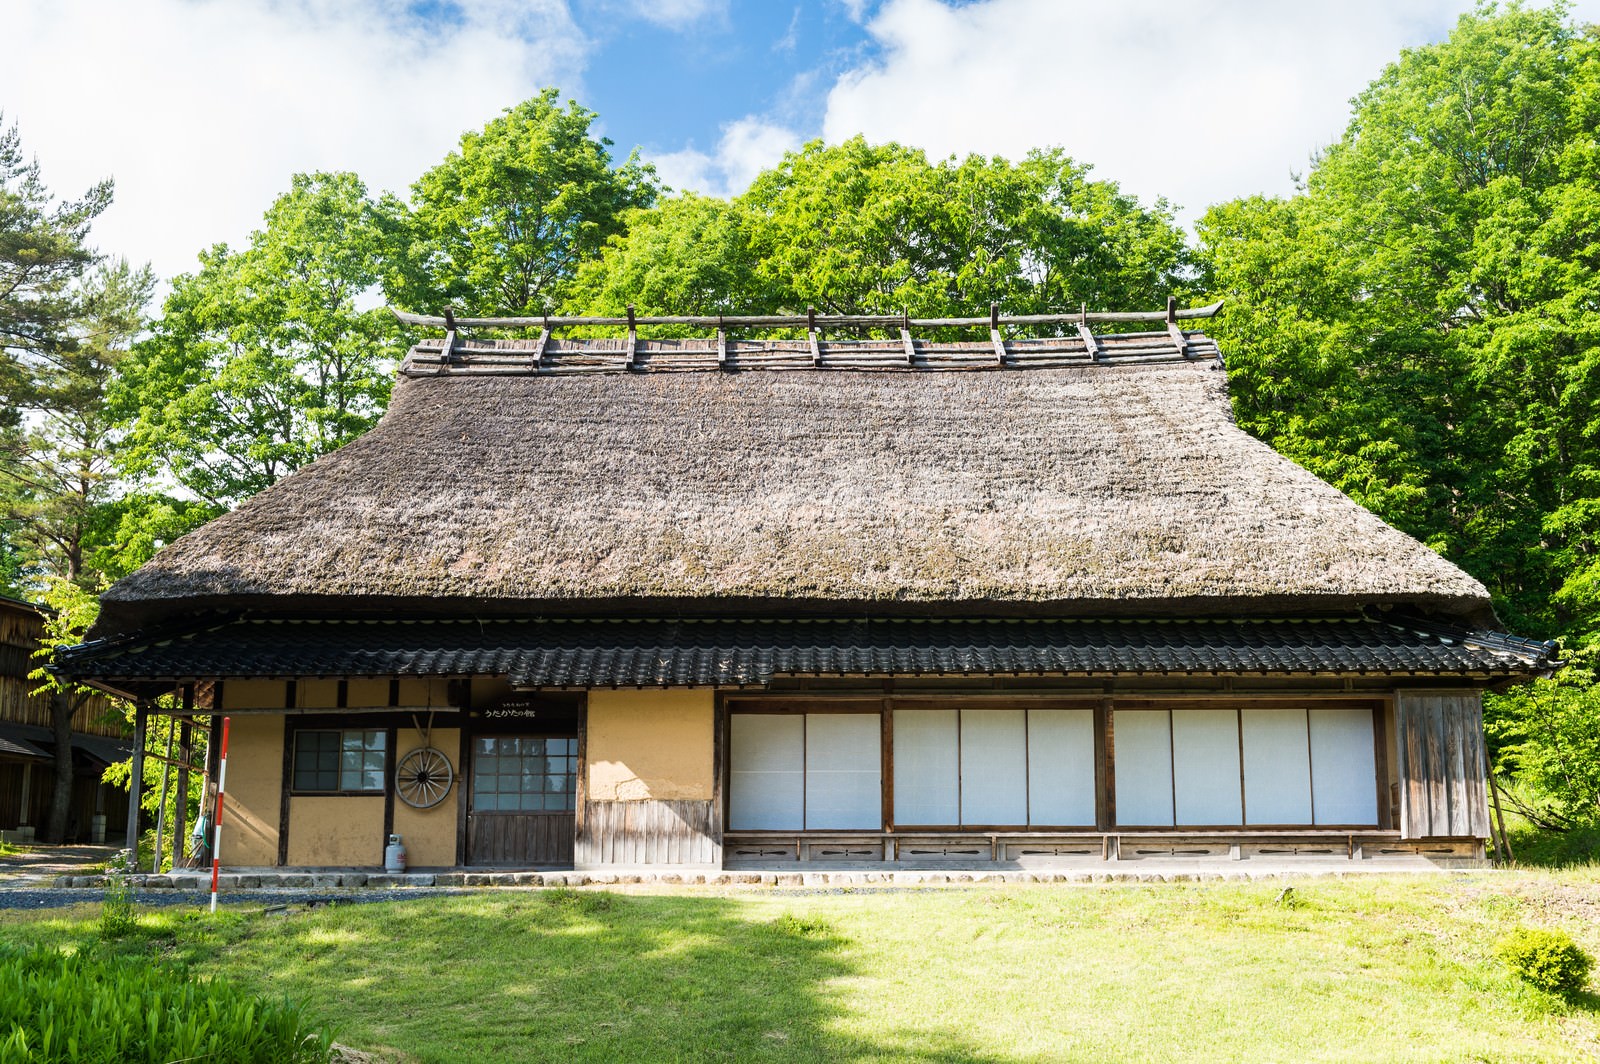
[125,704,147,855]
[175,685,193,866]
[16,763,30,832]
[176,718,192,867]
[625,304,638,369]
[151,718,175,872]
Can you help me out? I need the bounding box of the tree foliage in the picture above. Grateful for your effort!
[1199,2,1600,827]
[116,172,401,507]
[3,260,153,583]
[568,138,1189,321]
[388,90,658,316]
[1201,3,1600,639]
[0,116,112,410]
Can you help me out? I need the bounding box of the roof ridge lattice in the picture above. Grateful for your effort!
[394,300,1226,377]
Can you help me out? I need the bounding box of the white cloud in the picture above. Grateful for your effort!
[822,0,1600,223]
[2,0,589,283]
[618,0,727,30]
[650,117,802,197]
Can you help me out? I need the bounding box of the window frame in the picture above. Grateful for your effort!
[290,728,389,796]
[469,735,579,814]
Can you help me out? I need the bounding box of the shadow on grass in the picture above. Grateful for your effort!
[179,891,1010,1064]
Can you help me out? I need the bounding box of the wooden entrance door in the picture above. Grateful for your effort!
[465,735,577,865]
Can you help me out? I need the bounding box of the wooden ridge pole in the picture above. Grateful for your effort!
[391,300,1226,331]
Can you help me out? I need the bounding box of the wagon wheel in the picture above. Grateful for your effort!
[396,746,454,809]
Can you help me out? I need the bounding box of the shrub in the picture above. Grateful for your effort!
[0,946,331,1063]
[97,850,136,940]
[1496,927,1594,996]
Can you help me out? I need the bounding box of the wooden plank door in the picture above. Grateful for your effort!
[466,735,577,866]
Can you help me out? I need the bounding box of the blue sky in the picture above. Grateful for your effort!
[5,0,1597,287]
[575,2,870,161]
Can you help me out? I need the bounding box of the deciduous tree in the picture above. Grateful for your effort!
[118,172,401,507]
[388,90,658,316]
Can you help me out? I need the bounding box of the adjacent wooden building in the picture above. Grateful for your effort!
[57,304,1554,871]
[1,596,130,843]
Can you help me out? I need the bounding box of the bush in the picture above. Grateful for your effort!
[1496,927,1594,996]
[98,850,136,940]
[0,946,331,1063]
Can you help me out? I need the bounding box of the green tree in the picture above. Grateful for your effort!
[566,193,769,320]
[1199,2,1600,831]
[389,90,658,316]
[1202,2,1600,636]
[117,172,402,507]
[569,138,1189,322]
[0,116,111,412]
[28,577,120,843]
[2,260,153,584]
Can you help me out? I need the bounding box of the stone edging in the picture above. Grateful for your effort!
[51,866,1471,890]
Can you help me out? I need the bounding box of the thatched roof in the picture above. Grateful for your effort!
[91,326,1494,638]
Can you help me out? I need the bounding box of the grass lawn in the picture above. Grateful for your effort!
[4,874,1599,1062]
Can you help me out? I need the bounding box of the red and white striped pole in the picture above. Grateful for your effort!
[209,716,231,914]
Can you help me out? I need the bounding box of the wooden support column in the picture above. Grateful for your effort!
[176,714,192,867]
[125,704,148,854]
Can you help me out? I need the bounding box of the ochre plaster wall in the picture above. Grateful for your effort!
[347,679,389,708]
[398,677,452,709]
[587,689,714,801]
[390,727,461,867]
[217,713,283,866]
[221,680,285,711]
[285,797,384,866]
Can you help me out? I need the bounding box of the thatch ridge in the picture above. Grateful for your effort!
[94,359,1492,637]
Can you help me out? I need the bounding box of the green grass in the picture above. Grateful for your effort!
[4,875,1599,1063]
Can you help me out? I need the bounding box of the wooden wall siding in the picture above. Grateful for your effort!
[1396,692,1490,840]
[576,799,718,866]
[0,607,125,737]
[466,812,574,866]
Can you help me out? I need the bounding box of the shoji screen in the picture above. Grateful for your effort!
[959,710,1028,825]
[729,715,805,830]
[729,713,882,831]
[1308,709,1378,825]
[1241,709,1313,824]
[1115,707,1378,828]
[1027,709,1097,826]
[805,714,882,829]
[894,708,1097,828]
[1172,710,1243,825]
[1112,710,1174,826]
[893,710,960,826]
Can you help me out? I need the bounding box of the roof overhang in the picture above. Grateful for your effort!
[55,614,1558,693]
